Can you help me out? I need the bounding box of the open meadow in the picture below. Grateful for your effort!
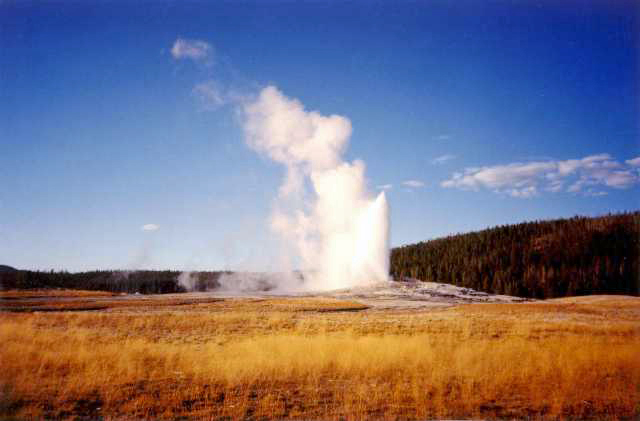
[1,290,639,420]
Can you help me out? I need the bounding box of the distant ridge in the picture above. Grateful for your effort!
[0,265,18,273]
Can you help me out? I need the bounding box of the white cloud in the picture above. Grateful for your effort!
[402,180,425,188]
[193,80,225,109]
[441,153,640,198]
[433,134,450,141]
[171,38,212,62]
[506,186,538,198]
[377,184,392,190]
[141,224,159,231]
[431,154,456,165]
[626,156,640,167]
[585,190,608,197]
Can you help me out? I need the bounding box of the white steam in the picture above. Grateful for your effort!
[178,271,196,291]
[216,271,302,293]
[242,86,390,291]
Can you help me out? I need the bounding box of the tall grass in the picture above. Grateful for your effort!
[1,298,639,419]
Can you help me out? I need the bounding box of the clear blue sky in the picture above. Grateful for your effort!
[1,1,638,271]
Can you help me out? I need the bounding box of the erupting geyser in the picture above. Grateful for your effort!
[243,86,390,291]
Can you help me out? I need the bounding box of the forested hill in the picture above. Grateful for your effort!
[390,212,639,299]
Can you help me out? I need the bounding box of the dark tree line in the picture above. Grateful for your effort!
[0,270,227,294]
[390,212,640,299]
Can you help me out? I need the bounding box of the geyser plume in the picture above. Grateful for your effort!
[243,86,389,291]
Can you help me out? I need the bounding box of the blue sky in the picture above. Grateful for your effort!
[1,1,638,271]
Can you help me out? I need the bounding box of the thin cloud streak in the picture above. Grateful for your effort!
[441,153,639,198]
[431,154,456,165]
[141,224,159,231]
[193,80,226,109]
[402,180,425,188]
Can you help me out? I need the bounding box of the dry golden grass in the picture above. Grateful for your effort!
[1,295,639,420]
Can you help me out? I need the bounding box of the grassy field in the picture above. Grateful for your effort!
[0,289,118,298]
[1,293,639,420]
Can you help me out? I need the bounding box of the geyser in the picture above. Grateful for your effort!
[243,86,390,291]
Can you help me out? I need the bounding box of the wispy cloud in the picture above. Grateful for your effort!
[171,38,213,63]
[402,180,425,188]
[626,156,640,167]
[192,80,226,109]
[433,134,450,141]
[441,153,639,198]
[377,184,393,190]
[431,154,456,165]
[584,190,608,197]
[141,224,159,231]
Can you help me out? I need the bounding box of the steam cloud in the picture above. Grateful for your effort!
[242,86,390,291]
[178,271,196,291]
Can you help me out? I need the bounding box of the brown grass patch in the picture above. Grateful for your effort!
[0,289,117,298]
[0,297,225,312]
[1,296,639,420]
[0,295,367,313]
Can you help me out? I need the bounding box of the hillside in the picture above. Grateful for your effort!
[390,212,639,299]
